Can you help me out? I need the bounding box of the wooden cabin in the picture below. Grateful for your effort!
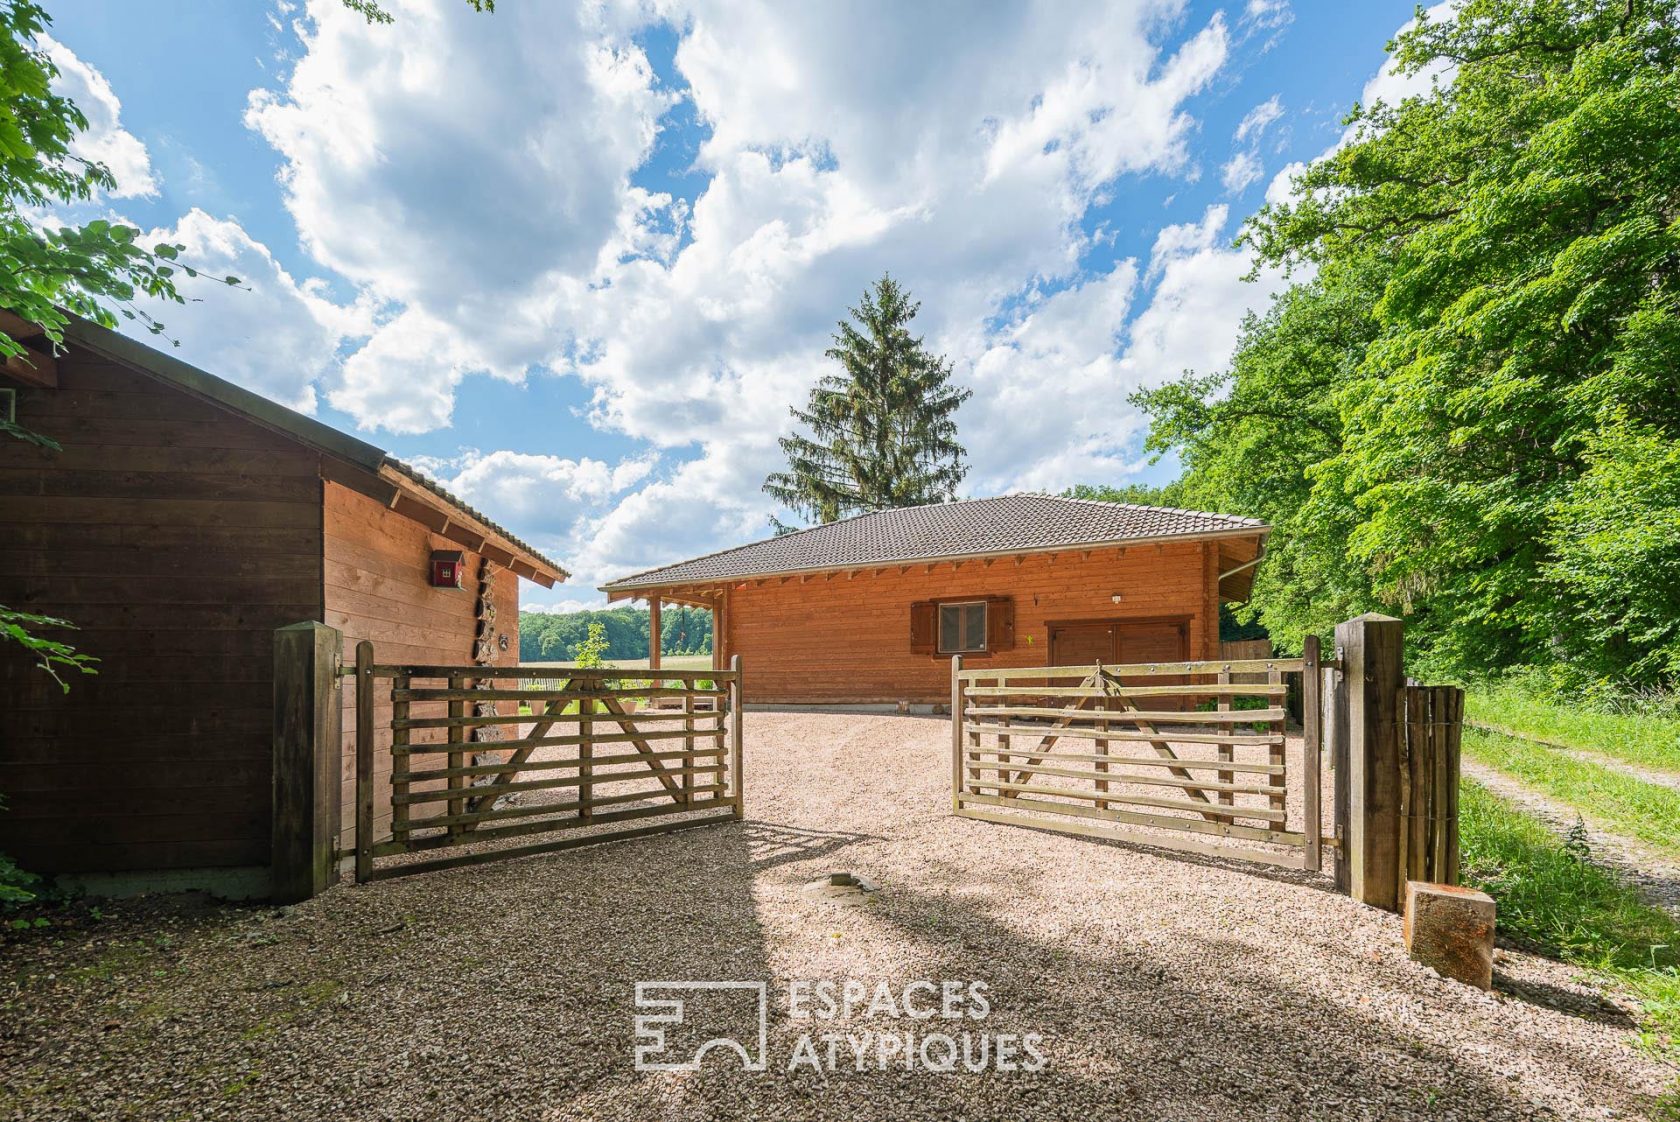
[602,495,1268,707]
[0,315,567,898]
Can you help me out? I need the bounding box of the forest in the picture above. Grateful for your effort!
[517,604,713,663]
[1134,0,1680,701]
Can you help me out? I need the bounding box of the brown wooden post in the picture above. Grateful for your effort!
[1094,660,1110,811]
[272,621,343,903]
[1301,634,1322,874]
[354,639,375,884]
[682,684,695,810]
[446,674,466,842]
[1215,666,1234,822]
[648,597,662,677]
[729,654,744,819]
[579,680,594,823]
[950,655,964,811]
[1335,613,1405,910]
[390,674,410,842]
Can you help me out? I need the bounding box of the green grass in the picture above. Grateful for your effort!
[1466,681,1680,774]
[1459,779,1680,1064]
[524,655,713,672]
[1462,726,1680,857]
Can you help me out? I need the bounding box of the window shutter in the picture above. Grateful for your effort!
[986,596,1016,651]
[910,601,937,654]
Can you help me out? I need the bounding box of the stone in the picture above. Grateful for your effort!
[1404,881,1496,990]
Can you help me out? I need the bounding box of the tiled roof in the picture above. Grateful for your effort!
[601,494,1266,592]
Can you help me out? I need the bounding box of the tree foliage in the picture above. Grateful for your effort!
[518,606,713,663]
[1136,0,1680,686]
[765,274,971,530]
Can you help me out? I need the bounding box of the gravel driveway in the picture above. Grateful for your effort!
[1,712,1671,1120]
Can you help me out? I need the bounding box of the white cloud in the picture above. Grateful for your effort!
[38,34,157,198]
[139,209,360,412]
[1222,94,1282,195]
[425,449,657,540]
[1222,152,1263,194]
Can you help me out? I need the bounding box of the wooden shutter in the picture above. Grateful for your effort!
[985,596,1016,651]
[910,601,937,654]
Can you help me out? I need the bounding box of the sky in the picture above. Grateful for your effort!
[37,0,1434,610]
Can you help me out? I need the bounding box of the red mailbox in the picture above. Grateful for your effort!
[429,549,466,589]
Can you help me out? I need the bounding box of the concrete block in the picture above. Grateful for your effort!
[1404,881,1496,990]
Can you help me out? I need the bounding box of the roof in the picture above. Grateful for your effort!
[53,315,568,586]
[602,494,1266,593]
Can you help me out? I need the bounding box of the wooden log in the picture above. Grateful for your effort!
[951,654,965,810]
[963,723,1283,747]
[271,621,343,903]
[1268,665,1286,831]
[374,664,731,681]
[964,759,1276,796]
[1338,614,1405,911]
[404,787,730,834]
[1302,634,1322,874]
[963,683,1287,699]
[974,779,1288,821]
[960,657,1306,681]
[965,705,1286,724]
[579,683,593,823]
[399,746,724,783]
[1216,668,1234,823]
[354,640,375,883]
[729,654,744,820]
[395,764,725,806]
[966,747,1285,774]
[447,674,466,842]
[390,674,410,843]
[1094,661,1110,810]
[393,686,725,703]
[955,793,1307,852]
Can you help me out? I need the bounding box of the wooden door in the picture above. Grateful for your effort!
[1049,622,1116,666]
[1112,619,1190,709]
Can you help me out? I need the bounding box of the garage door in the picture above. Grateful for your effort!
[1048,619,1188,666]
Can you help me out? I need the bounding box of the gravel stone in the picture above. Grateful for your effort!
[0,712,1670,1120]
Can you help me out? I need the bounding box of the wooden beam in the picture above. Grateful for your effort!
[649,597,662,675]
[0,310,46,341]
[3,347,56,389]
[439,519,487,552]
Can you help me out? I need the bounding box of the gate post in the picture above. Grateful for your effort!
[272,621,343,904]
[1334,613,1405,911]
[729,654,744,820]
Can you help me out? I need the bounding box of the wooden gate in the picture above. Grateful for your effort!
[950,638,1323,871]
[352,646,744,881]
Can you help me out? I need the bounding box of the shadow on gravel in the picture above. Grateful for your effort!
[741,820,880,871]
[1493,968,1638,1028]
[835,880,1651,1122]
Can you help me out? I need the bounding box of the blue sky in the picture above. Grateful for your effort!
[39,0,1426,607]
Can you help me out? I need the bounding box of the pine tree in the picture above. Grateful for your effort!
[765,275,971,529]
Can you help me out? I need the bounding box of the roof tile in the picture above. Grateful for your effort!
[602,494,1265,592]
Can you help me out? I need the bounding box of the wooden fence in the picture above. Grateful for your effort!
[352,645,743,881]
[1398,683,1463,893]
[951,637,1322,871]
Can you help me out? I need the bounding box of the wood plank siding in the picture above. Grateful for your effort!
[324,482,521,851]
[714,540,1223,705]
[0,345,325,875]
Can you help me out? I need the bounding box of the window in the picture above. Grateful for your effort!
[938,601,988,654]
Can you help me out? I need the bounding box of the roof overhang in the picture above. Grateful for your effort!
[601,525,1270,599]
[36,315,568,588]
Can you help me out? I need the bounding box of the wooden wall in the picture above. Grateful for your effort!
[0,346,324,875]
[718,540,1232,705]
[323,482,521,850]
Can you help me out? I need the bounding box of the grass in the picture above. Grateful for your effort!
[1466,681,1680,774]
[1462,726,1680,857]
[524,655,713,672]
[1459,779,1680,1066]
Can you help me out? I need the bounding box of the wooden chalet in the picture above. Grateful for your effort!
[603,494,1268,707]
[0,314,566,897]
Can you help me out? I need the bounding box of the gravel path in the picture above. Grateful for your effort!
[2,713,1672,1121]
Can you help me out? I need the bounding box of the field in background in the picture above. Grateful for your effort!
[522,655,714,672]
